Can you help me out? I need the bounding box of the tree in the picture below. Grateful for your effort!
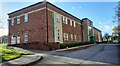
[112,26,120,32]
[112,26,120,42]
[104,33,109,42]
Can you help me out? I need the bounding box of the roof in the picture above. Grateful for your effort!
[82,18,93,23]
[8,2,42,15]
[8,1,81,21]
[93,27,101,32]
[47,2,81,21]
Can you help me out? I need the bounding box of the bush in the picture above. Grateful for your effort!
[60,42,91,49]
[107,41,112,43]
[96,40,119,44]
[0,48,31,62]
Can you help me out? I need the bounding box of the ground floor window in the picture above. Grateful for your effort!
[66,33,69,41]
[63,33,66,41]
[11,35,16,44]
[74,35,77,41]
[57,30,60,41]
[24,32,28,43]
[71,34,73,41]
[17,35,20,44]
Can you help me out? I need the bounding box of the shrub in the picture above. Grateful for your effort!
[60,42,91,49]
[0,48,31,62]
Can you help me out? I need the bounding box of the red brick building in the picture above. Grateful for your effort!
[93,27,102,42]
[8,1,102,45]
[8,1,83,45]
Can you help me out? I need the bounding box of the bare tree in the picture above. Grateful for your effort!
[113,2,120,42]
[104,33,109,42]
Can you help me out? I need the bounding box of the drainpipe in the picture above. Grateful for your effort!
[45,1,48,43]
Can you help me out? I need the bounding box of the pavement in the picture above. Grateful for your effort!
[1,44,119,65]
[30,53,108,65]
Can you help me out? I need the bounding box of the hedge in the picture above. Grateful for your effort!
[60,42,91,49]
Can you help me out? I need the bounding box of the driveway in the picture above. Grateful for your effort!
[28,44,119,64]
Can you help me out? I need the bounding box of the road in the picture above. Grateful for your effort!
[29,44,119,65]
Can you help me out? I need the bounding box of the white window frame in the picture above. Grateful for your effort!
[24,14,28,22]
[66,18,68,24]
[66,33,68,41]
[17,16,20,24]
[71,34,73,41]
[62,16,66,24]
[11,35,16,44]
[70,20,72,26]
[63,33,66,41]
[56,13,59,22]
[24,32,28,43]
[11,18,14,26]
[17,35,20,44]
[74,21,76,27]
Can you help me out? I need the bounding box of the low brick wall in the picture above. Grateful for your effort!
[8,42,60,50]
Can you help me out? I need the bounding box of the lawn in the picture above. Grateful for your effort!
[0,44,8,47]
[0,44,31,62]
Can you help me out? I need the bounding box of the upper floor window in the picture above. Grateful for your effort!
[24,14,28,22]
[70,20,72,26]
[11,18,14,26]
[56,13,60,23]
[78,23,81,28]
[17,16,20,24]
[74,21,76,27]
[62,16,66,24]
[66,18,68,24]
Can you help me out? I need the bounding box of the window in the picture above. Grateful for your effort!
[17,35,20,44]
[74,35,77,41]
[71,34,73,41]
[11,18,14,26]
[56,13,60,23]
[57,30,60,40]
[66,33,68,41]
[70,20,72,26]
[63,33,66,41]
[88,26,92,36]
[24,32,28,43]
[74,21,76,27]
[66,18,68,24]
[17,16,20,24]
[62,16,66,24]
[11,35,16,44]
[78,23,80,28]
[24,14,28,22]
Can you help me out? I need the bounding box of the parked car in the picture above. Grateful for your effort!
[113,40,118,43]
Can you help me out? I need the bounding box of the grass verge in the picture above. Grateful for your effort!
[0,48,31,62]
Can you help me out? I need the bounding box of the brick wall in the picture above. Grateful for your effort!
[47,2,82,44]
[8,4,48,44]
[9,42,60,50]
